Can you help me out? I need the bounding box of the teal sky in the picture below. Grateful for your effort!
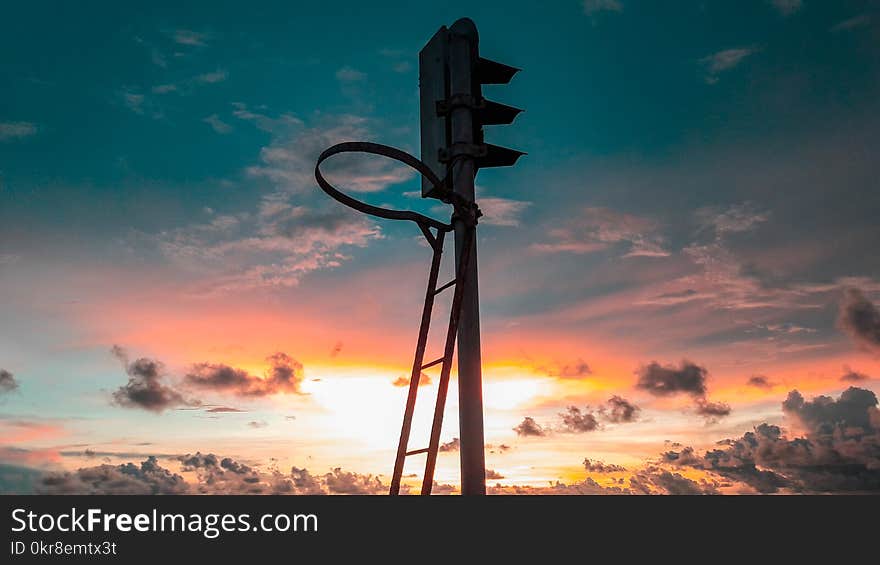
[2,1,880,494]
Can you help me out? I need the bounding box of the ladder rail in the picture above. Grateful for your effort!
[314,140,486,497]
[388,226,473,495]
[389,229,446,495]
[420,226,473,495]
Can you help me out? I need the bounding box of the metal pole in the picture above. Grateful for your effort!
[448,18,486,496]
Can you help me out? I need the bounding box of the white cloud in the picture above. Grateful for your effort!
[150,47,167,68]
[202,114,232,134]
[231,102,302,133]
[118,90,163,119]
[335,66,366,82]
[695,202,769,237]
[0,122,37,141]
[246,114,413,193]
[149,72,226,100]
[831,14,870,33]
[152,84,177,94]
[173,29,209,46]
[195,70,228,84]
[145,111,417,293]
[121,91,145,114]
[583,0,622,15]
[378,48,403,58]
[378,48,413,73]
[700,47,759,83]
[478,197,532,227]
[701,48,757,74]
[155,202,381,294]
[770,0,802,16]
[532,207,669,257]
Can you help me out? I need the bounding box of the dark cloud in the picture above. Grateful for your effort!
[636,360,708,397]
[330,341,343,357]
[841,369,871,383]
[664,388,880,493]
[694,399,732,424]
[110,346,196,412]
[485,469,505,480]
[746,375,774,389]
[264,352,302,391]
[179,452,219,470]
[487,443,511,454]
[838,288,880,353]
[0,369,18,394]
[782,386,877,435]
[637,360,730,421]
[488,477,628,495]
[322,467,384,494]
[180,454,381,494]
[220,457,252,474]
[392,372,431,387]
[513,417,546,437]
[247,420,268,429]
[487,467,715,495]
[179,452,275,494]
[584,459,627,473]
[559,406,600,433]
[187,364,252,391]
[601,395,641,423]
[289,467,325,494]
[185,352,304,396]
[547,359,592,378]
[39,456,189,494]
[205,406,245,413]
[20,451,389,495]
[636,470,714,495]
[58,449,175,460]
[533,396,641,437]
[430,482,458,495]
[438,438,460,452]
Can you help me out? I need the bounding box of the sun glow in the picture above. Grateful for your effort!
[483,377,553,410]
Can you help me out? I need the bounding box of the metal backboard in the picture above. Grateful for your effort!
[419,26,449,199]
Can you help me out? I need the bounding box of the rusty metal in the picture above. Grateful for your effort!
[421,225,473,495]
[390,228,445,495]
[446,18,488,496]
[315,141,452,230]
[314,139,479,495]
[315,17,522,496]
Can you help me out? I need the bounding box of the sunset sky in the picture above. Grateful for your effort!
[2,0,880,494]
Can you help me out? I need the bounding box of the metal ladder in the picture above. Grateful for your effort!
[313,141,480,496]
[389,224,474,495]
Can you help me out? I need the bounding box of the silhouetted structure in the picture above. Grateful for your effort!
[315,18,522,495]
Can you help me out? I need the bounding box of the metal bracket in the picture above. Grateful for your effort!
[450,195,482,228]
[436,93,485,115]
[438,142,487,163]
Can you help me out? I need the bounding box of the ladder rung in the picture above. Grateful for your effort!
[406,448,430,456]
[433,278,458,295]
[421,357,445,370]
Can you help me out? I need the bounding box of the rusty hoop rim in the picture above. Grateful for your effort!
[314,141,452,232]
